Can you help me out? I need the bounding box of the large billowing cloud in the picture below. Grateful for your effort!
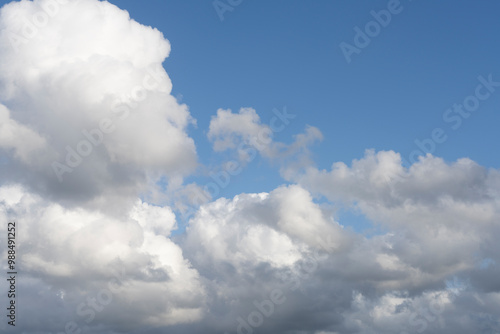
[0,0,197,211]
[2,154,500,333]
[178,163,500,333]
[0,184,206,333]
[184,185,346,270]
[280,150,500,333]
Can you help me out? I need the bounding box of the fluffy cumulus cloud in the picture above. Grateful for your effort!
[0,0,197,210]
[282,150,500,333]
[165,151,500,334]
[180,185,353,334]
[0,184,206,333]
[1,1,500,334]
[177,165,500,333]
[289,149,500,272]
[208,107,323,164]
[184,185,346,270]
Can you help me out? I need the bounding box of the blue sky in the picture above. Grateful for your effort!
[104,0,500,232]
[114,0,500,184]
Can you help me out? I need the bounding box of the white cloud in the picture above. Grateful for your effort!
[3,150,500,333]
[175,151,500,333]
[0,184,206,331]
[184,185,345,271]
[288,149,500,290]
[208,107,323,163]
[0,0,197,210]
[208,108,269,152]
